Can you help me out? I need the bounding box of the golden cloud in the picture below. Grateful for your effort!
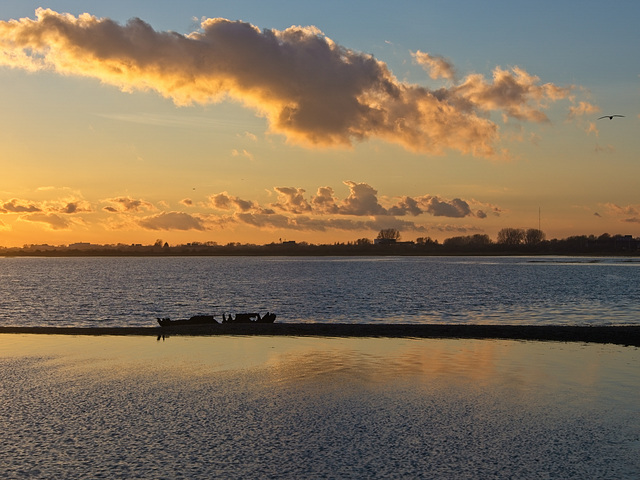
[0,9,580,158]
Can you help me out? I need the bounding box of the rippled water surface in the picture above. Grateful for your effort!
[1,335,638,479]
[1,256,640,327]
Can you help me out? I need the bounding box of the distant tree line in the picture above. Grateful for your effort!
[436,229,638,254]
[1,229,639,256]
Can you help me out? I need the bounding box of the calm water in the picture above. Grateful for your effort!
[1,256,639,327]
[1,335,638,479]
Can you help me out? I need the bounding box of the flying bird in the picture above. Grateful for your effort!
[598,115,625,120]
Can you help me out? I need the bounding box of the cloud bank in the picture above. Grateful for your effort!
[0,9,581,158]
[0,182,498,235]
[202,181,497,233]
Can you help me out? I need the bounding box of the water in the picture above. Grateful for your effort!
[1,256,640,327]
[2,256,639,478]
[1,335,638,479]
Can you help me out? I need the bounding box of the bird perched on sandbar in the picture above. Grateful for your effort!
[598,115,625,120]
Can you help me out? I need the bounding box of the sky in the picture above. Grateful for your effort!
[0,1,638,247]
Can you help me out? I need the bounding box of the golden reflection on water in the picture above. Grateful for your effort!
[2,334,638,479]
[1,334,637,400]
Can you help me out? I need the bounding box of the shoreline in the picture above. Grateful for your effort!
[1,324,639,346]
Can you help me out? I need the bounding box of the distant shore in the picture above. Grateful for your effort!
[2,233,640,258]
[1,324,638,346]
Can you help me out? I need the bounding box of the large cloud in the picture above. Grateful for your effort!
[0,9,578,158]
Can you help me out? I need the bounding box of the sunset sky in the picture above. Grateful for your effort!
[1,1,638,247]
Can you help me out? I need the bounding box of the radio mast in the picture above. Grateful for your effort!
[538,207,541,232]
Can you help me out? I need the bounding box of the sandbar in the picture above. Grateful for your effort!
[0,323,638,346]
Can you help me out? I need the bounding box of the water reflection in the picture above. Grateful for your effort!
[1,335,638,478]
[255,338,639,404]
[2,334,637,403]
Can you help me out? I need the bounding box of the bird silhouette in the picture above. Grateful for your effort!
[598,115,625,120]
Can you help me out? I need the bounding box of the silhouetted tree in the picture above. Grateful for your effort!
[470,234,492,246]
[443,236,468,248]
[377,228,401,241]
[497,228,525,245]
[598,233,612,246]
[444,234,492,248]
[564,235,589,251]
[355,238,372,246]
[416,237,438,246]
[524,229,546,245]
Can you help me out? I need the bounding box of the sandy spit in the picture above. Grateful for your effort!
[0,324,638,346]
